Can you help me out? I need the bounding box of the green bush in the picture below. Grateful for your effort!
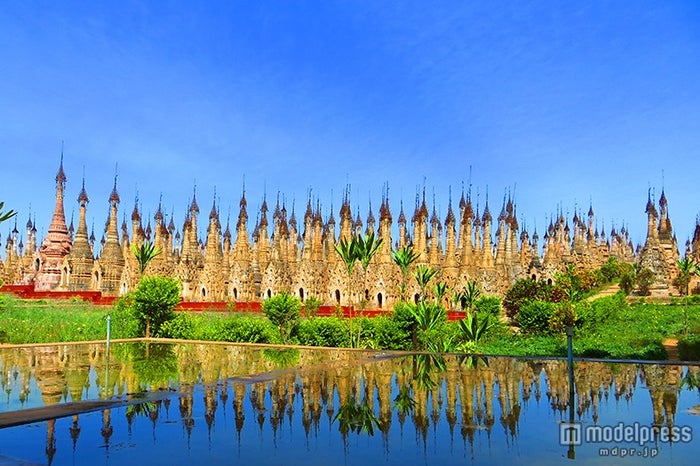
[133,276,182,337]
[577,292,626,330]
[157,313,199,339]
[474,296,501,316]
[600,257,621,282]
[360,317,410,350]
[503,279,551,318]
[262,292,301,342]
[110,294,140,339]
[216,316,278,343]
[516,300,554,333]
[293,317,350,347]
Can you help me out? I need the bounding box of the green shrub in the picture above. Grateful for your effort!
[359,317,410,350]
[293,318,350,347]
[548,302,577,333]
[600,257,621,282]
[302,296,322,318]
[110,294,140,339]
[577,292,626,330]
[133,276,182,337]
[262,292,301,343]
[503,279,551,318]
[474,296,501,316]
[158,313,199,339]
[516,300,554,333]
[216,316,278,343]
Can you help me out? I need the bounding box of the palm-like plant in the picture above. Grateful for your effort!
[0,202,16,225]
[433,281,448,306]
[132,241,162,275]
[392,244,420,302]
[356,231,383,271]
[414,264,438,301]
[458,312,494,344]
[674,257,699,296]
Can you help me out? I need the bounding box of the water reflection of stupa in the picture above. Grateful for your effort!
[0,343,695,464]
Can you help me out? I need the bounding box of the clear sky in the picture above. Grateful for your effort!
[1,1,699,254]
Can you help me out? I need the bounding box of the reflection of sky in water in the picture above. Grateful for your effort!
[0,343,698,465]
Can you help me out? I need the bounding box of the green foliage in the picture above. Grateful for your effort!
[474,295,502,316]
[131,240,162,275]
[453,280,482,311]
[359,317,410,350]
[216,315,279,343]
[157,313,199,339]
[302,296,322,318]
[262,291,301,342]
[516,300,555,334]
[458,312,494,345]
[600,257,622,282]
[578,293,626,329]
[548,302,578,333]
[133,276,182,337]
[293,317,350,347]
[391,244,420,278]
[619,272,636,295]
[392,244,420,302]
[674,257,699,296]
[503,278,551,318]
[110,293,140,338]
[413,265,438,299]
[0,201,17,225]
[355,231,383,271]
[334,395,382,436]
[636,267,655,296]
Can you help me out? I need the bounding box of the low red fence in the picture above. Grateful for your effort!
[0,284,467,321]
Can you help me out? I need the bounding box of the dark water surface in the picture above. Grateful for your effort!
[0,342,698,465]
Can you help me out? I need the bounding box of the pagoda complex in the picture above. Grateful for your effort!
[1,161,695,305]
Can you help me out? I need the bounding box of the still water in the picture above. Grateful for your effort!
[0,342,698,465]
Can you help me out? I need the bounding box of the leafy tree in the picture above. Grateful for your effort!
[132,240,162,275]
[391,244,420,302]
[262,291,301,343]
[133,276,182,338]
[0,202,16,225]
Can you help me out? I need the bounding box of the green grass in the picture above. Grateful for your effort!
[0,294,132,343]
[2,292,699,361]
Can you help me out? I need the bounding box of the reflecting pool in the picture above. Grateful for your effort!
[0,342,699,465]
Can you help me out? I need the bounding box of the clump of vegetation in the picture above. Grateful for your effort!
[133,276,182,338]
[262,291,301,343]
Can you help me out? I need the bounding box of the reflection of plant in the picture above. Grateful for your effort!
[392,383,416,418]
[334,395,382,436]
[458,354,490,369]
[129,343,179,389]
[262,348,300,368]
[681,368,700,392]
[413,353,446,391]
[126,401,157,419]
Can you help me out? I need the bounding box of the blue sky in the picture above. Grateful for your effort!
[1,1,699,252]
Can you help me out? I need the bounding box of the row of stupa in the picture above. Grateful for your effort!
[1,160,695,305]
